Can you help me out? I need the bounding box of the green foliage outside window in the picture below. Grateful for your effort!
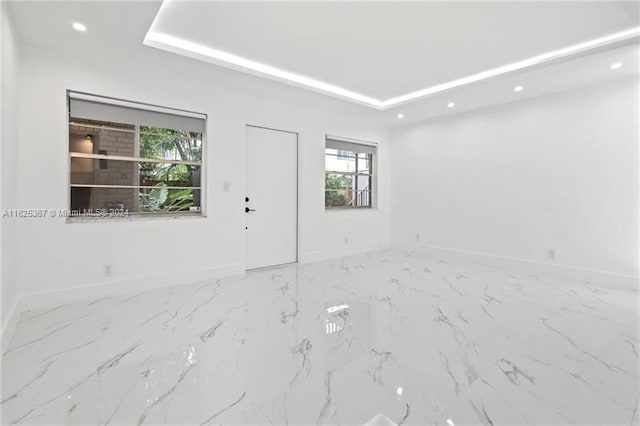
[138,126,202,212]
[325,174,352,207]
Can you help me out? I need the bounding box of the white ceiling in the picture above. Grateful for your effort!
[6,0,640,120]
[146,1,639,107]
[385,42,639,126]
[8,1,162,57]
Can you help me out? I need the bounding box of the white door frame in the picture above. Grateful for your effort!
[244,124,299,270]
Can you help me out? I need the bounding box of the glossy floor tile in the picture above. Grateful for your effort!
[1,249,639,425]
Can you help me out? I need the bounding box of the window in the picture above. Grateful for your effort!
[325,136,376,208]
[68,92,206,219]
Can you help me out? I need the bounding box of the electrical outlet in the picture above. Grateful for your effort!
[103,264,113,277]
[344,236,349,244]
[547,249,556,260]
[416,233,420,242]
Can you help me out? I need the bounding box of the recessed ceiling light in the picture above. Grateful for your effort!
[514,85,524,92]
[397,113,404,119]
[447,102,455,108]
[72,22,87,32]
[610,62,623,69]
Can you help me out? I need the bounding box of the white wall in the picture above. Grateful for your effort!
[391,78,639,277]
[1,1,21,330]
[9,43,390,304]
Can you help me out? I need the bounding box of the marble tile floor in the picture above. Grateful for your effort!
[1,249,639,425]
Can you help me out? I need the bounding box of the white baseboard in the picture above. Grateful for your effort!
[17,263,244,315]
[301,241,391,264]
[396,242,639,292]
[1,297,21,351]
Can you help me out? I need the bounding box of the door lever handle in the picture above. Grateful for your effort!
[245,207,256,213]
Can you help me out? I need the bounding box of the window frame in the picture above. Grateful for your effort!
[324,135,377,210]
[66,90,208,222]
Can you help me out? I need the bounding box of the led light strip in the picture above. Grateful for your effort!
[144,31,384,108]
[144,12,640,110]
[382,26,640,107]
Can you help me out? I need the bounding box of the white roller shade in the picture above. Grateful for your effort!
[69,93,206,133]
[326,137,377,155]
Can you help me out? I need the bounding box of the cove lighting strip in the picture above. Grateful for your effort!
[144,14,640,110]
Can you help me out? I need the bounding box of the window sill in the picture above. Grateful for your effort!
[65,212,206,224]
[325,206,378,212]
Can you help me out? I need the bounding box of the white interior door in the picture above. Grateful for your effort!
[245,126,298,270]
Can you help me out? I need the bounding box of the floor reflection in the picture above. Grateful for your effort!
[1,249,638,425]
